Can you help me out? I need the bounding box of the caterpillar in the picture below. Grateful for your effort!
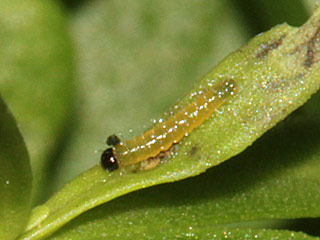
[101,79,237,172]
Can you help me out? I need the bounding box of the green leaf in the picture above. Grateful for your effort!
[50,226,320,240]
[0,0,74,203]
[0,98,32,240]
[19,6,320,240]
[45,91,320,239]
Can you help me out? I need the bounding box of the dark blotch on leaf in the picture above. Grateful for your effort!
[256,35,285,58]
[304,26,320,67]
[189,146,198,156]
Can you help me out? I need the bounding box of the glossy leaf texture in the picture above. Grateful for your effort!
[0,98,32,240]
[0,0,74,203]
[50,227,320,240]
[19,6,320,240]
[47,91,320,239]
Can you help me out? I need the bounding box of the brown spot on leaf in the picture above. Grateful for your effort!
[189,146,198,156]
[256,35,286,59]
[304,26,320,67]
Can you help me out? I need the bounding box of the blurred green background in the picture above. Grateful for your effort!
[0,0,319,237]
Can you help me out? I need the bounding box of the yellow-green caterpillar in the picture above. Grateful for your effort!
[101,79,236,172]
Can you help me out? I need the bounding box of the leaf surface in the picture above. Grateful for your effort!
[0,98,32,240]
[19,5,320,240]
[48,91,320,239]
[50,226,320,240]
[0,0,74,203]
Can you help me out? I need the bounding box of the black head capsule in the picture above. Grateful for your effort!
[106,134,121,146]
[101,148,119,172]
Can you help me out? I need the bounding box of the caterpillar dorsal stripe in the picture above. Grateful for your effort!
[101,79,237,172]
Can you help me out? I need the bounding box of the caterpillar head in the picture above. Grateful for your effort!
[101,148,119,172]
